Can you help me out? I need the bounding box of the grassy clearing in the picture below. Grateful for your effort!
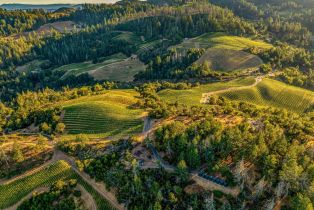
[54,53,145,82]
[16,60,47,73]
[195,48,263,72]
[159,77,255,106]
[113,31,143,45]
[0,160,73,209]
[172,32,272,51]
[62,90,144,139]
[219,79,314,113]
[13,21,78,39]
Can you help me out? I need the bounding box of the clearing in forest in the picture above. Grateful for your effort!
[12,21,78,39]
[62,90,144,139]
[195,48,263,72]
[54,53,146,82]
[171,32,272,72]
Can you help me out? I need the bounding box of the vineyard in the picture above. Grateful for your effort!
[62,90,144,139]
[0,160,114,210]
[0,161,74,209]
[219,79,314,113]
[171,32,272,51]
[195,48,263,72]
[158,77,255,105]
[53,53,145,82]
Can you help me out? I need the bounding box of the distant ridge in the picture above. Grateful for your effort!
[0,4,82,11]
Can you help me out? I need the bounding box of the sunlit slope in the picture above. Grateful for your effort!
[219,79,314,113]
[62,90,144,138]
[0,161,73,209]
[195,48,263,72]
[53,53,145,82]
[172,32,271,72]
[158,77,255,106]
[172,32,272,51]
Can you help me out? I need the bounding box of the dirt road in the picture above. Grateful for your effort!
[200,76,263,103]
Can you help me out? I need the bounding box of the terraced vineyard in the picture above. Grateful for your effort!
[219,79,314,113]
[159,77,256,106]
[0,161,74,209]
[62,90,144,139]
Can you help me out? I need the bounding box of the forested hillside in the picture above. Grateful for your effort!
[0,0,314,209]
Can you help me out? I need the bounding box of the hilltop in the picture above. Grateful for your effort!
[0,4,81,11]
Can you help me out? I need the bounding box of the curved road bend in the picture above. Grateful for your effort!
[200,76,264,103]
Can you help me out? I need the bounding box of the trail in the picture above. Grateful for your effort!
[77,184,97,210]
[200,76,264,103]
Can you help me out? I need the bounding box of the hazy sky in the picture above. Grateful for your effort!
[0,0,119,4]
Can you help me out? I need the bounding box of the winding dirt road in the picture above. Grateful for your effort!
[200,76,264,103]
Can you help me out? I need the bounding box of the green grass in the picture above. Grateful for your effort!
[172,32,272,51]
[53,53,145,82]
[159,77,256,106]
[0,161,74,209]
[16,60,47,73]
[219,79,314,113]
[113,31,143,45]
[62,90,144,139]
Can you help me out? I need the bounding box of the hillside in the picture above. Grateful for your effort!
[0,4,81,11]
[12,21,78,39]
[159,77,256,105]
[0,1,313,210]
[54,53,146,82]
[219,78,314,113]
[61,90,144,139]
[195,48,263,72]
[170,32,271,72]
[172,33,272,51]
